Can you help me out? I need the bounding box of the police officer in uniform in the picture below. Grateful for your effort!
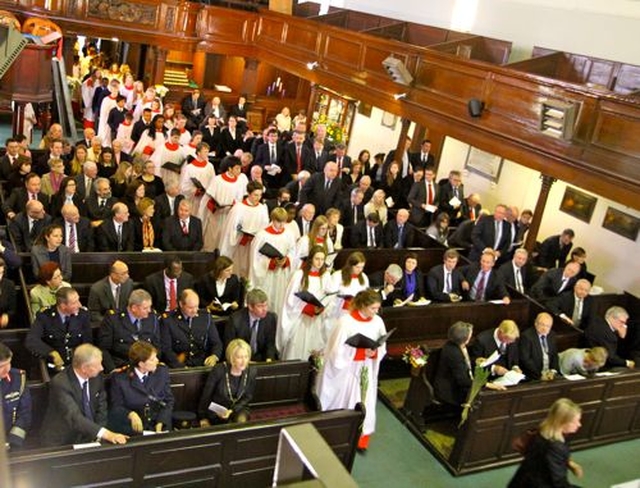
[25,287,93,372]
[98,289,161,372]
[161,289,223,368]
[1,342,32,449]
[108,341,174,435]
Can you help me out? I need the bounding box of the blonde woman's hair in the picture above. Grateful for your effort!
[225,338,252,364]
[497,319,520,340]
[539,398,581,442]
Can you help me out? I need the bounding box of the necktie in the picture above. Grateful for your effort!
[337,157,342,171]
[515,268,524,293]
[453,187,459,199]
[68,224,77,253]
[558,277,568,293]
[444,271,451,293]
[499,342,507,355]
[324,179,330,191]
[572,298,582,326]
[114,284,121,308]
[470,207,476,221]
[116,224,122,251]
[134,319,141,331]
[426,182,433,205]
[82,381,93,421]
[29,218,36,236]
[353,205,358,224]
[422,153,426,163]
[169,279,177,310]
[181,220,189,235]
[142,374,148,385]
[296,146,302,172]
[494,221,502,249]
[475,272,486,301]
[369,227,375,247]
[250,319,259,353]
[270,145,276,164]
[540,335,549,354]
[397,225,404,249]
[86,178,92,196]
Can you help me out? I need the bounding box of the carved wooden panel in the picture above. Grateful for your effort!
[323,34,362,68]
[416,59,486,103]
[591,102,640,158]
[87,0,158,26]
[257,15,286,43]
[50,453,135,485]
[282,21,321,54]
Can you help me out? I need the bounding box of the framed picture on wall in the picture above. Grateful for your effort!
[464,146,503,182]
[559,187,597,223]
[602,206,640,241]
[381,111,397,130]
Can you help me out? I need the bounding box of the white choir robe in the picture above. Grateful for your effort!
[178,129,192,147]
[279,270,331,360]
[219,199,269,279]
[199,172,248,252]
[179,159,215,217]
[81,79,97,124]
[183,143,198,160]
[285,221,301,242]
[133,130,166,159]
[132,97,163,122]
[249,225,296,318]
[326,270,370,317]
[291,235,335,272]
[150,142,187,182]
[115,122,134,154]
[97,94,118,145]
[316,310,387,436]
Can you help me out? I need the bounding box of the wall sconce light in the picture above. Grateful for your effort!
[306,61,319,70]
[382,56,414,86]
[393,93,407,100]
[467,98,485,118]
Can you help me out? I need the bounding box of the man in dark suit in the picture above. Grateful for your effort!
[87,260,134,322]
[161,289,223,368]
[266,187,291,215]
[228,94,249,131]
[40,344,128,447]
[143,256,195,313]
[223,288,278,361]
[25,288,93,372]
[254,128,286,189]
[162,200,203,251]
[461,193,482,222]
[339,187,365,228]
[86,177,118,223]
[367,264,404,307]
[469,203,509,261]
[0,137,20,180]
[518,312,559,380]
[469,320,521,378]
[407,166,439,226]
[73,161,99,203]
[95,202,134,252]
[285,171,309,205]
[496,248,529,296]
[535,229,575,269]
[585,306,635,369]
[548,279,593,330]
[328,143,352,175]
[460,250,510,303]
[76,127,95,149]
[427,249,466,302]
[284,130,315,176]
[131,108,153,145]
[310,139,330,173]
[98,289,162,372]
[295,203,316,237]
[8,200,52,252]
[153,180,185,224]
[111,140,132,164]
[410,139,436,170]
[57,203,94,252]
[181,89,207,131]
[438,170,465,223]
[530,261,581,301]
[383,208,415,249]
[350,212,383,248]
[3,173,49,220]
[299,162,342,216]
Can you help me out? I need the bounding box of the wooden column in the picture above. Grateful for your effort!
[393,118,412,163]
[241,57,260,98]
[151,47,167,86]
[525,174,556,252]
[192,50,207,88]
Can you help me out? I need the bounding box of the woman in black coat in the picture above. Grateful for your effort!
[49,176,88,219]
[195,255,242,315]
[509,398,583,488]
[198,339,257,425]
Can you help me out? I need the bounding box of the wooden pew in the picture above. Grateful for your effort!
[9,408,363,487]
[437,369,640,476]
[24,360,314,447]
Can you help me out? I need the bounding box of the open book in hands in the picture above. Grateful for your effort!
[345,328,397,349]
